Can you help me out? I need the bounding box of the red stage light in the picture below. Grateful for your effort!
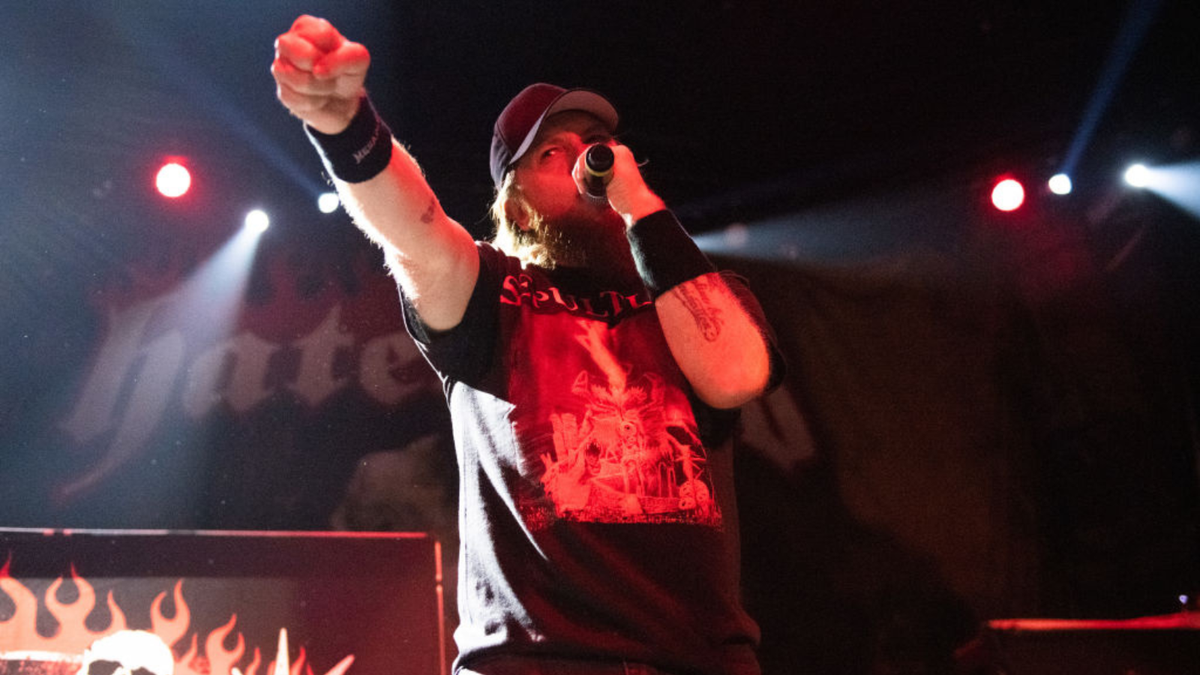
[991,178,1025,212]
[156,162,191,198]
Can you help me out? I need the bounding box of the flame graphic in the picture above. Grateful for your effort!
[0,563,131,656]
[0,561,353,675]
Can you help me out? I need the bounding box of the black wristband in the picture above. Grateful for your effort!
[305,95,393,183]
[626,210,716,299]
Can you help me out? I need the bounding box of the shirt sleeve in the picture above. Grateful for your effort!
[398,243,504,385]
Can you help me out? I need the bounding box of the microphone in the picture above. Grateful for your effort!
[582,144,614,200]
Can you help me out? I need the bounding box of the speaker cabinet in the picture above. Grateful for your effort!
[0,528,446,675]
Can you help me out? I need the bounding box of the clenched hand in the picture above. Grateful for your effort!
[271,15,370,135]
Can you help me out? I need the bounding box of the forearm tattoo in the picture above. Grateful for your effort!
[675,277,724,342]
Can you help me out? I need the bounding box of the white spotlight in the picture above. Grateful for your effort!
[1124,163,1150,188]
[318,192,340,214]
[1048,173,1072,195]
[244,209,270,234]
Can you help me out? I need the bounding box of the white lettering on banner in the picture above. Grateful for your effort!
[287,305,356,407]
[61,294,174,445]
[58,291,433,501]
[183,332,278,417]
[58,329,185,501]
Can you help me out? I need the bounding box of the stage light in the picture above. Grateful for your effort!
[318,192,340,214]
[244,209,270,234]
[1128,160,1200,220]
[155,162,191,198]
[1048,174,1073,195]
[991,178,1025,212]
[1124,163,1150,188]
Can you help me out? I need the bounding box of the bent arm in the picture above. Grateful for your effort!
[625,212,774,409]
[594,146,776,409]
[655,272,773,409]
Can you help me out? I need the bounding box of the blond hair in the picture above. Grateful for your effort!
[489,170,560,268]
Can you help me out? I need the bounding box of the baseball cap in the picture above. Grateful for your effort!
[490,83,619,188]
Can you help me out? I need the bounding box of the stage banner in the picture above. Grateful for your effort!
[2,235,459,535]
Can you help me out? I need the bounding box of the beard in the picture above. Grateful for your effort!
[530,201,642,290]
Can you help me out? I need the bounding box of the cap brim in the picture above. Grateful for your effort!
[507,89,619,171]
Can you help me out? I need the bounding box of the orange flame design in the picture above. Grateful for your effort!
[0,564,129,655]
[0,562,353,675]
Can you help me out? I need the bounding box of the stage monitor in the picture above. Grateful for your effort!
[0,528,446,675]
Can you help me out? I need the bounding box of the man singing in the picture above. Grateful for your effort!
[272,15,782,675]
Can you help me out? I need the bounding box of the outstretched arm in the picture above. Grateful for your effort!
[271,16,478,332]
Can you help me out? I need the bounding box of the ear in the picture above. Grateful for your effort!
[504,197,531,232]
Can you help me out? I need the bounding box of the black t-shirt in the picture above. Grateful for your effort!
[400,217,766,675]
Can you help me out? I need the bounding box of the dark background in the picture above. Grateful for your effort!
[3,2,1199,673]
[3,1,1196,239]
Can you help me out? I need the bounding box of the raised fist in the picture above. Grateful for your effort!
[271,15,370,134]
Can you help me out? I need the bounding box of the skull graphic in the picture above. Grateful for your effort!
[78,630,175,675]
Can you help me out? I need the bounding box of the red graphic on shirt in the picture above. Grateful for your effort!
[531,319,721,526]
